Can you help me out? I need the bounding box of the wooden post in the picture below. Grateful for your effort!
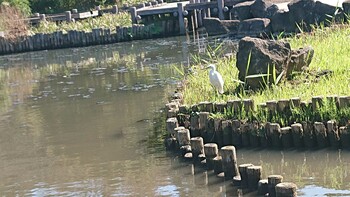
[312,96,323,111]
[277,99,290,113]
[177,3,186,35]
[239,163,254,188]
[258,179,269,196]
[130,7,137,24]
[280,126,293,149]
[231,119,242,147]
[214,118,223,147]
[314,122,329,148]
[268,175,283,197]
[266,100,278,114]
[178,128,190,146]
[290,97,301,108]
[166,117,178,137]
[338,96,350,109]
[269,123,282,149]
[221,146,239,180]
[302,121,316,149]
[165,137,177,150]
[199,112,209,130]
[199,112,209,140]
[222,120,232,146]
[204,143,218,170]
[190,113,200,136]
[217,0,224,19]
[39,14,46,21]
[275,182,297,197]
[190,137,204,161]
[327,120,340,148]
[247,165,262,191]
[291,123,304,148]
[241,122,250,147]
[65,11,72,22]
[213,156,223,174]
[112,5,119,14]
[215,102,226,113]
[340,126,350,149]
[243,99,254,114]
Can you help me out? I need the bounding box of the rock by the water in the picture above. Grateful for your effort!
[250,0,272,18]
[344,0,350,15]
[236,37,291,89]
[288,0,316,29]
[203,18,240,36]
[271,10,296,33]
[286,46,314,77]
[314,1,344,25]
[238,18,271,36]
[232,1,254,21]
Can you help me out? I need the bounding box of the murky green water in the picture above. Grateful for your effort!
[0,36,350,196]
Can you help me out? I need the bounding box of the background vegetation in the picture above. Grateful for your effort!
[0,0,145,16]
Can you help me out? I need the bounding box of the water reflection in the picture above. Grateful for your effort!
[0,36,349,196]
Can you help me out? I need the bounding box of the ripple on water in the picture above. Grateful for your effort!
[299,185,350,197]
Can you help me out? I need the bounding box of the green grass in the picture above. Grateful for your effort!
[180,24,350,126]
[182,25,350,106]
[30,12,132,34]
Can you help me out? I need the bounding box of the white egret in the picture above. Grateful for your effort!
[206,64,224,94]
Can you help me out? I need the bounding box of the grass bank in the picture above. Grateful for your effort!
[179,25,350,126]
[182,25,350,106]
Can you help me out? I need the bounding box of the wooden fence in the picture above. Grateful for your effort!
[27,6,120,26]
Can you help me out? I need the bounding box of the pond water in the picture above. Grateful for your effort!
[0,36,350,196]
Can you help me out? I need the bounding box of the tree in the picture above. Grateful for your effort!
[0,0,31,15]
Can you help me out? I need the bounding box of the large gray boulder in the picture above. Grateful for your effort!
[238,18,271,37]
[314,1,344,25]
[232,1,254,20]
[250,0,269,18]
[286,46,314,78]
[271,10,296,33]
[344,0,350,15]
[288,0,316,29]
[203,18,240,36]
[266,4,279,18]
[236,37,291,89]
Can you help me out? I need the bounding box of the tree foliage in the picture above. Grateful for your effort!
[29,0,117,14]
[0,0,31,15]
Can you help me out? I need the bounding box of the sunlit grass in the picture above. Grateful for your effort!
[182,25,350,106]
[30,12,132,34]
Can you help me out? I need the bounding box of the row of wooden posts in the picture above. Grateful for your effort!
[131,0,233,34]
[0,23,179,55]
[29,3,133,25]
[165,134,298,196]
[165,94,350,150]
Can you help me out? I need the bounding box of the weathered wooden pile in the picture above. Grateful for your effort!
[0,23,176,55]
[164,93,350,195]
[165,94,350,151]
[166,122,298,196]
